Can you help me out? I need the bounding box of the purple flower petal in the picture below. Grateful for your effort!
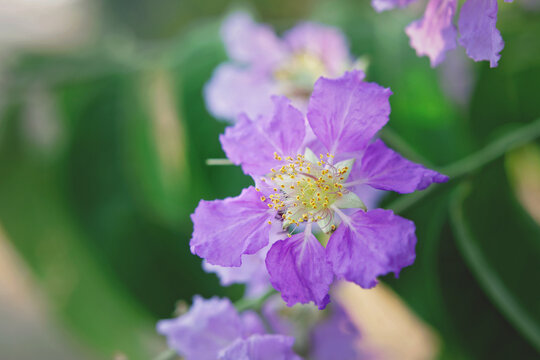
[202,221,287,297]
[458,0,504,68]
[405,0,458,67]
[190,186,274,267]
[221,96,306,176]
[352,139,448,194]
[240,311,267,337]
[372,0,418,12]
[283,22,351,75]
[221,11,286,69]
[266,231,333,309]
[202,252,270,297]
[307,71,392,154]
[351,184,385,210]
[311,303,361,360]
[219,334,301,360]
[327,209,416,288]
[157,296,242,360]
[204,63,277,122]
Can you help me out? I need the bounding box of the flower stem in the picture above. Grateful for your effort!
[380,128,434,168]
[388,118,540,214]
[153,348,178,360]
[440,119,540,178]
[206,158,233,165]
[234,287,278,312]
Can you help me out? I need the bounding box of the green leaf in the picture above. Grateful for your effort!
[0,113,160,360]
[450,160,540,353]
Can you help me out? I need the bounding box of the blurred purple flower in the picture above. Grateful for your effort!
[190,71,447,309]
[157,296,300,360]
[204,11,359,122]
[374,0,513,67]
[262,294,364,359]
[311,303,362,360]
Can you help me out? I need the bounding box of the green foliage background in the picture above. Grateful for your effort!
[1,0,539,359]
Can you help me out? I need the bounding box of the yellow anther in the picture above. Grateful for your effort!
[331,225,336,231]
[255,188,260,192]
[287,234,292,238]
[260,196,266,201]
[268,204,274,208]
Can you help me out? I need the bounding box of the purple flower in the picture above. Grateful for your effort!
[261,294,364,359]
[157,296,299,360]
[191,71,448,309]
[375,0,513,67]
[202,222,287,297]
[204,11,359,122]
[311,303,362,360]
[405,0,458,67]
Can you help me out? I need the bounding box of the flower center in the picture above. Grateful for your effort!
[273,52,327,98]
[258,149,363,234]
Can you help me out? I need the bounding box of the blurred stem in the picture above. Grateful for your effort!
[380,128,434,168]
[389,118,540,213]
[153,348,178,360]
[235,288,278,312]
[440,118,540,178]
[206,158,233,165]
[153,288,277,360]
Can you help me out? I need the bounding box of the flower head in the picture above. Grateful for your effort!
[157,296,300,360]
[375,0,513,67]
[191,71,448,309]
[260,294,364,359]
[204,11,360,122]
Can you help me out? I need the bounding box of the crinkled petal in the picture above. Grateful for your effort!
[372,0,418,12]
[352,139,448,193]
[405,0,457,67]
[221,11,286,68]
[157,296,242,360]
[458,0,503,68]
[202,221,286,297]
[266,231,333,309]
[204,63,277,122]
[190,186,273,267]
[221,96,306,176]
[283,22,352,75]
[219,335,301,360]
[307,71,392,154]
[327,209,416,288]
[311,303,361,360]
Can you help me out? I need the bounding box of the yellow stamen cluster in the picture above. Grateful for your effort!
[258,152,349,229]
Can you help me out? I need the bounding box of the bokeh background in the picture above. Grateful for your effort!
[1,0,539,359]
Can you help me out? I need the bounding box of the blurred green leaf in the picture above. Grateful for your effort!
[0,105,160,360]
[450,160,540,353]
